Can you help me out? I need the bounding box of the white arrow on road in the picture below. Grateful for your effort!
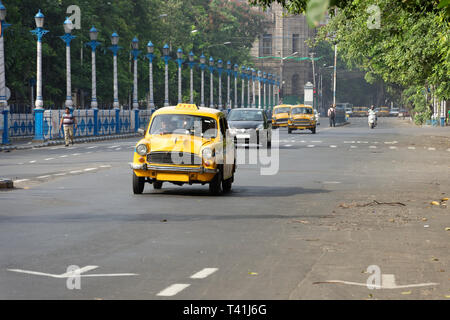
[7,266,138,278]
[315,274,438,289]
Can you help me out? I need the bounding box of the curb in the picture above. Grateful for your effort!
[0,179,13,189]
[0,132,141,152]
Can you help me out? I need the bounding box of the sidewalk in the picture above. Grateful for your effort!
[0,132,141,152]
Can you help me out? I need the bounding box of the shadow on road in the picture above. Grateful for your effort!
[150,185,329,198]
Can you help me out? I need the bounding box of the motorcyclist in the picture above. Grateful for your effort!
[368,105,377,127]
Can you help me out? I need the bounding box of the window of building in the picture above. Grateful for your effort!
[262,34,272,55]
[292,34,299,54]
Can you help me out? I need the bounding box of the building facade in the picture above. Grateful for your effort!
[249,4,315,104]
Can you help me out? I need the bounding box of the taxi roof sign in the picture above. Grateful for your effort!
[175,103,199,110]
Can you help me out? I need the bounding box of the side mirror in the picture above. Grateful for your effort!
[137,128,145,135]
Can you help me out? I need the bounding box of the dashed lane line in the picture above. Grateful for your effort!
[29,160,36,164]
[156,284,191,297]
[389,146,398,150]
[36,175,51,179]
[45,158,55,161]
[408,147,416,150]
[13,179,29,183]
[190,268,219,279]
[330,145,337,148]
[83,168,97,172]
[428,147,436,151]
[70,170,83,174]
[60,155,68,158]
[369,146,377,149]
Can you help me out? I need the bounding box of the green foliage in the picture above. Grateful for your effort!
[3,0,267,107]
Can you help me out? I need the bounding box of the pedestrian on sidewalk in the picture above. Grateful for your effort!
[59,107,77,147]
[328,104,336,127]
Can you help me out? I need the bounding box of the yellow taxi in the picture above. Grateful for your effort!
[287,104,317,134]
[272,105,292,128]
[352,106,368,117]
[130,104,236,195]
[378,106,390,117]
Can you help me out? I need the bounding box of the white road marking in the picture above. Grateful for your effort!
[190,268,218,279]
[100,165,112,168]
[389,146,398,150]
[72,153,81,156]
[344,141,355,144]
[86,151,92,154]
[14,179,29,183]
[408,147,416,150]
[447,148,450,152]
[108,145,120,149]
[428,147,436,151]
[36,175,51,179]
[29,160,36,164]
[53,173,67,176]
[307,145,315,148]
[384,141,398,145]
[369,146,377,149]
[115,148,121,151]
[157,284,191,297]
[311,141,322,143]
[323,181,341,184]
[7,266,138,279]
[45,158,55,161]
[330,145,337,148]
[70,170,82,174]
[84,168,97,172]
[284,144,292,147]
[87,146,97,149]
[60,155,68,158]
[350,146,357,149]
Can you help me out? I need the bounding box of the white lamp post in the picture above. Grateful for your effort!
[87,26,100,109]
[217,59,223,109]
[109,32,121,109]
[61,17,75,109]
[257,70,262,109]
[146,41,155,110]
[241,66,246,108]
[200,54,206,107]
[176,48,184,104]
[226,61,231,109]
[188,51,195,104]
[252,69,256,108]
[246,67,251,108]
[163,43,170,107]
[263,72,267,110]
[233,64,238,109]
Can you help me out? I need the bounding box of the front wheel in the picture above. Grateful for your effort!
[209,169,223,195]
[311,126,316,134]
[288,128,293,134]
[133,172,145,194]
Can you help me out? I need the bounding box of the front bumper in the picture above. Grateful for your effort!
[130,163,217,173]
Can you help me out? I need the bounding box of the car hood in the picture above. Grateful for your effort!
[273,113,289,119]
[292,114,314,120]
[228,121,263,129]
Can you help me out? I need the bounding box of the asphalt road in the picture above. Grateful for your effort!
[0,117,449,300]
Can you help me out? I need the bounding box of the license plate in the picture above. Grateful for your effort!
[236,134,251,139]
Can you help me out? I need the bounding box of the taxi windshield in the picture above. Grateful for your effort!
[228,110,264,121]
[291,107,313,115]
[274,107,291,114]
[149,114,217,138]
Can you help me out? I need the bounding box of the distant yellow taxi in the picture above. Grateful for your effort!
[378,106,390,117]
[272,105,292,128]
[130,104,236,195]
[287,105,317,134]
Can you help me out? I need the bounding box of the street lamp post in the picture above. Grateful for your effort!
[226,61,231,110]
[257,70,262,109]
[233,64,239,109]
[267,73,272,109]
[86,27,100,109]
[209,56,214,108]
[246,67,251,108]
[163,44,170,107]
[176,48,184,104]
[272,74,276,107]
[263,72,267,110]
[217,59,223,109]
[241,66,246,108]
[200,54,206,107]
[188,51,195,104]
[108,32,121,109]
[0,1,11,145]
[61,17,76,110]
[252,69,256,108]
[30,10,49,141]
[131,37,140,110]
[277,76,280,105]
[146,41,155,110]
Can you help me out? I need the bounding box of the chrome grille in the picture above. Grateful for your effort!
[147,152,202,165]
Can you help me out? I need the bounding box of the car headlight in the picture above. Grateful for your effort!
[202,147,214,160]
[256,124,264,130]
[136,144,148,156]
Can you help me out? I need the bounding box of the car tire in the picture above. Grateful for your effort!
[267,133,271,148]
[153,181,163,190]
[311,126,316,134]
[209,169,223,195]
[133,172,145,194]
[288,128,292,134]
